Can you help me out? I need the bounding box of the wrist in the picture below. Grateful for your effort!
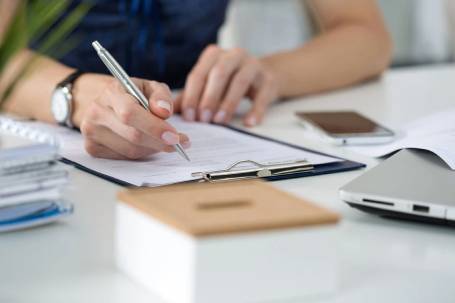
[72,73,112,127]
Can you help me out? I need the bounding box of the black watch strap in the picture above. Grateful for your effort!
[57,70,85,88]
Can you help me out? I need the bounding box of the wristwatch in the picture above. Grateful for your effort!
[51,70,84,128]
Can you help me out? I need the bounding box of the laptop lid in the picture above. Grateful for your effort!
[340,149,455,225]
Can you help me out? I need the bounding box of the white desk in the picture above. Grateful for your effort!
[1,65,455,303]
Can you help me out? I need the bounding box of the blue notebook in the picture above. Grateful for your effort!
[0,200,73,233]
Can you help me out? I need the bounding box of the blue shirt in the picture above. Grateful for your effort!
[32,0,229,88]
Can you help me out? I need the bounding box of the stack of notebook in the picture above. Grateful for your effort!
[0,143,73,232]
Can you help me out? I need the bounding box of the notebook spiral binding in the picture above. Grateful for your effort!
[0,116,59,146]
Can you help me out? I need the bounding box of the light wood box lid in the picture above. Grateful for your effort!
[117,180,340,237]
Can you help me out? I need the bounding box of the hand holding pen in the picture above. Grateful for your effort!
[72,41,191,161]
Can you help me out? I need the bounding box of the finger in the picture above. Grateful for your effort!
[243,79,275,127]
[139,80,173,119]
[86,100,167,150]
[82,122,158,160]
[179,133,191,149]
[105,89,185,146]
[161,133,191,153]
[108,113,170,150]
[83,110,190,156]
[199,48,247,123]
[84,139,125,160]
[181,45,222,121]
[213,58,258,124]
[84,132,188,159]
[173,93,183,113]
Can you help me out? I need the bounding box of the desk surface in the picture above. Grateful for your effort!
[1,64,455,303]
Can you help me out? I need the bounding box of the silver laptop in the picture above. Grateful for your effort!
[340,149,455,226]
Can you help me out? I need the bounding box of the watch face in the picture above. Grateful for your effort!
[51,89,69,123]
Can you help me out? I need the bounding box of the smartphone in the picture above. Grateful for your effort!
[296,111,395,145]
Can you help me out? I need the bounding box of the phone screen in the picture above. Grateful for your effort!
[296,111,393,137]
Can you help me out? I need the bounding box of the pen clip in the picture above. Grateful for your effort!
[191,159,313,182]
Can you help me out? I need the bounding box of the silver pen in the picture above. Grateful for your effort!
[92,40,190,162]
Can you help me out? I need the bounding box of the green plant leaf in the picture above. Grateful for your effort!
[27,0,71,45]
[36,2,91,57]
[0,1,28,73]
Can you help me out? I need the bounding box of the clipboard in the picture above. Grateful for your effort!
[60,125,365,187]
[1,113,364,187]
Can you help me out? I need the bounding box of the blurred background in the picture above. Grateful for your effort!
[220,0,455,68]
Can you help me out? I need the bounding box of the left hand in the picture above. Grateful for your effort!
[176,45,279,127]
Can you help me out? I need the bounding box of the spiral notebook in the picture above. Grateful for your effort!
[0,115,364,187]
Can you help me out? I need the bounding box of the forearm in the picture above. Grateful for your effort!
[261,23,392,99]
[0,0,19,41]
[0,49,110,127]
[1,49,75,122]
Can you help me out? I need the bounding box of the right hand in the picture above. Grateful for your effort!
[73,74,190,160]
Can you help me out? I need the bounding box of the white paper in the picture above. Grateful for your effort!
[2,116,341,186]
[347,109,455,169]
[0,188,61,208]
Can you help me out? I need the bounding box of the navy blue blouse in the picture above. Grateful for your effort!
[31,0,229,88]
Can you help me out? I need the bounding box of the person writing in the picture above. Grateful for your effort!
[0,0,392,160]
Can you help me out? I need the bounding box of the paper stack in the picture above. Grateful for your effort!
[0,143,73,232]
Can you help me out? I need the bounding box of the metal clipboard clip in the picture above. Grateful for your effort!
[191,159,314,182]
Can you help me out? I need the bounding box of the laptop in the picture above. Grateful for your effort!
[340,149,455,226]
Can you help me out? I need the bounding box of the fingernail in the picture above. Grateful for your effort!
[182,141,191,149]
[201,109,212,123]
[246,116,257,127]
[214,110,226,123]
[184,108,196,121]
[161,131,180,145]
[157,100,172,113]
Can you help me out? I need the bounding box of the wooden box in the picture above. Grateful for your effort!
[116,181,339,303]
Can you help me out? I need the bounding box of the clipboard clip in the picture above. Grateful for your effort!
[191,159,314,182]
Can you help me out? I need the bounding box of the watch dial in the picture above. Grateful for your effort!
[51,90,69,123]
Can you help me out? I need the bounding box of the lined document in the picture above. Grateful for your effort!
[1,116,341,186]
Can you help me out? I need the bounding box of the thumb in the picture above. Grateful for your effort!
[149,97,173,120]
[138,78,174,119]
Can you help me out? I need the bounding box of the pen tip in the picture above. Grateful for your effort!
[175,144,191,162]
